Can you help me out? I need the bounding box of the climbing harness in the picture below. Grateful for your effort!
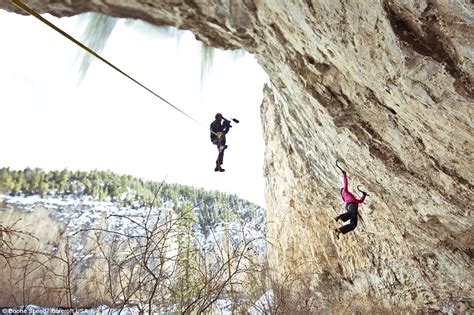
[212,132,225,145]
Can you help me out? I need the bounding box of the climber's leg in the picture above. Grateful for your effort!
[339,216,358,234]
[337,204,358,234]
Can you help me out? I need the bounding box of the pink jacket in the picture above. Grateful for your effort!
[341,173,366,204]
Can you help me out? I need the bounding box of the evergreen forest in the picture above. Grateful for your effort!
[0,167,265,234]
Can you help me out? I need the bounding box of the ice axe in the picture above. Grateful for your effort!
[357,185,370,197]
[335,160,346,173]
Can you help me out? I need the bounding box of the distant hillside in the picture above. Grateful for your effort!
[0,167,265,235]
[0,167,267,312]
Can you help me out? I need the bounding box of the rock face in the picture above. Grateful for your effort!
[2,0,472,312]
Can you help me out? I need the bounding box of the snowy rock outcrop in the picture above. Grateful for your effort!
[1,0,472,312]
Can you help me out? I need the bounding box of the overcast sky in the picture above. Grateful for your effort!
[0,10,268,206]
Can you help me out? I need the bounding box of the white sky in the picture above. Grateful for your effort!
[0,10,268,206]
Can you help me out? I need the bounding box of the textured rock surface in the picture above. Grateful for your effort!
[1,0,472,312]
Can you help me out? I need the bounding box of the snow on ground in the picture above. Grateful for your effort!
[4,292,272,314]
[248,289,274,314]
[1,193,266,254]
[1,194,267,313]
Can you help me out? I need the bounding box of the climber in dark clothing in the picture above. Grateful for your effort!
[334,170,367,239]
[210,113,230,172]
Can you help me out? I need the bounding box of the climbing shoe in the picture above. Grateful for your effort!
[334,228,341,240]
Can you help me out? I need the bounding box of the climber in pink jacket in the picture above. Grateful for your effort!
[334,168,367,239]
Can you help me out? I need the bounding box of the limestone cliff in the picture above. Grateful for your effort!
[1,0,472,312]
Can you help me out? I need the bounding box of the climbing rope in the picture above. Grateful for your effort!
[11,0,200,124]
[385,198,439,302]
[11,0,241,143]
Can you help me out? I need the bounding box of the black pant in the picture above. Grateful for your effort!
[337,203,358,234]
[216,138,226,166]
[216,147,224,165]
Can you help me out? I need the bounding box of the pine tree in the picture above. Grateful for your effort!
[60,169,71,194]
[38,181,50,197]
[81,177,91,196]
[98,188,108,201]
[0,168,14,193]
[30,168,44,194]
[175,202,201,311]
[90,179,101,199]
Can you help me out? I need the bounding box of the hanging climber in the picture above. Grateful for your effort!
[334,160,368,239]
[210,113,231,172]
